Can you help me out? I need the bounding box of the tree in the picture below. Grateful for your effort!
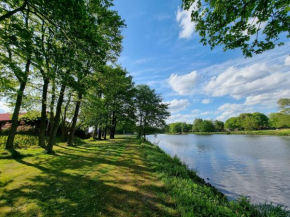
[135,85,170,140]
[225,117,240,130]
[192,118,203,132]
[199,120,215,132]
[169,122,182,134]
[278,98,290,115]
[269,113,290,128]
[252,112,269,129]
[214,120,224,132]
[182,0,290,57]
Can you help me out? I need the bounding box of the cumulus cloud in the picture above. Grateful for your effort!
[167,113,197,123]
[204,58,290,105]
[202,99,213,104]
[168,71,198,95]
[216,103,255,121]
[166,99,190,113]
[285,56,290,66]
[176,5,196,39]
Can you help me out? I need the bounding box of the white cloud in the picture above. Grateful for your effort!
[167,113,197,123]
[176,5,196,39]
[202,99,213,104]
[204,59,290,102]
[168,71,198,95]
[166,99,190,113]
[216,103,255,121]
[0,101,10,113]
[285,56,290,66]
[191,109,200,114]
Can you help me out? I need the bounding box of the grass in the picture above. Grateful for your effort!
[0,136,177,217]
[190,129,290,136]
[0,135,289,216]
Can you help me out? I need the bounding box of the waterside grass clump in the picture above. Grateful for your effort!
[141,140,290,217]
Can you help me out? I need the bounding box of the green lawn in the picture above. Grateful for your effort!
[0,136,177,217]
[0,136,289,217]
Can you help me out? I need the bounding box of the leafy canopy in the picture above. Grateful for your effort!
[182,0,290,57]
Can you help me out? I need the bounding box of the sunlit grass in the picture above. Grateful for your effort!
[0,135,177,217]
[1,135,289,216]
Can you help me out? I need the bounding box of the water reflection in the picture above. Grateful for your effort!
[147,134,290,208]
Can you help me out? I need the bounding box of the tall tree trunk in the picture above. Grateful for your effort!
[49,79,55,136]
[98,126,102,140]
[67,93,82,146]
[5,81,27,149]
[39,77,49,148]
[46,84,66,153]
[6,10,30,150]
[138,114,143,139]
[110,113,116,139]
[104,126,107,140]
[92,124,98,140]
[143,124,146,141]
[61,92,71,141]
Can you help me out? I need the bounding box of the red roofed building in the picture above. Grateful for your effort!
[0,112,39,133]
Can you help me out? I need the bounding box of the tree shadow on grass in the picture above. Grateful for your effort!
[0,139,177,217]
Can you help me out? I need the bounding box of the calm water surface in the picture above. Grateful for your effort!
[147,134,290,208]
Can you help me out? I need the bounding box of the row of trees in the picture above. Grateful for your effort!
[0,0,169,153]
[167,99,290,133]
[166,119,224,134]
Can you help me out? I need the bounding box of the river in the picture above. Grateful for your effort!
[147,134,290,208]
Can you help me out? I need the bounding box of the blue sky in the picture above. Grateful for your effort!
[0,0,289,124]
[113,0,290,123]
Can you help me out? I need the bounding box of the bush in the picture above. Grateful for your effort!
[0,135,38,149]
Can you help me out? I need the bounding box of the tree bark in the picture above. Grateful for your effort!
[46,84,66,153]
[110,112,116,139]
[104,126,107,140]
[49,79,55,135]
[92,124,98,140]
[5,81,27,149]
[61,92,71,141]
[98,126,102,140]
[67,93,82,146]
[38,77,49,148]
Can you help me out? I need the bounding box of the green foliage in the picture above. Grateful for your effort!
[0,134,38,150]
[135,85,170,139]
[142,141,290,216]
[192,119,221,132]
[225,113,269,131]
[269,113,290,128]
[214,120,224,132]
[192,118,203,132]
[199,120,215,132]
[278,98,290,115]
[182,0,290,57]
[225,117,241,130]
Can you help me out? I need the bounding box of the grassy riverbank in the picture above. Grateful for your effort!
[190,129,290,136]
[0,135,289,216]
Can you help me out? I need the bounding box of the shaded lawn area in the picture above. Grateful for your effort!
[0,136,177,217]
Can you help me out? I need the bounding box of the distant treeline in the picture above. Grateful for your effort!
[166,112,290,133]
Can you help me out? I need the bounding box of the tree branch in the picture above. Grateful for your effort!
[0,0,27,22]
